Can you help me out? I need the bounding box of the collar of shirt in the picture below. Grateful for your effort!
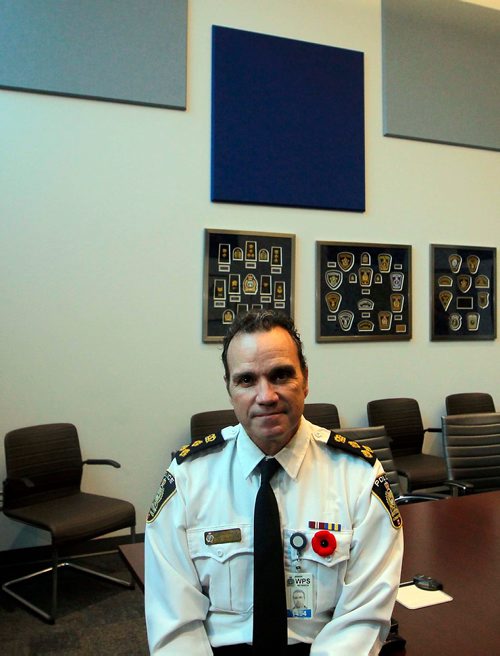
[229,417,316,481]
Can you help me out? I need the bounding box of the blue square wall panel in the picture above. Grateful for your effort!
[211,26,365,212]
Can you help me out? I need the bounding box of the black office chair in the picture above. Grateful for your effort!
[1,423,136,623]
[441,412,500,494]
[336,426,445,503]
[190,409,238,439]
[366,398,447,493]
[190,403,341,440]
[445,392,495,416]
[303,403,341,430]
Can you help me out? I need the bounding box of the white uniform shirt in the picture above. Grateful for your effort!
[145,418,404,655]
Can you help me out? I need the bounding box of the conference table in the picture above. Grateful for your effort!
[119,490,500,654]
[392,490,499,655]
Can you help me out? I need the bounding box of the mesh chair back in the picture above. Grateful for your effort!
[303,403,340,430]
[442,412,500,492]
[367,398,425,457]
[337,426,400,498]
[445,392,495,416]
[3,423,83,509]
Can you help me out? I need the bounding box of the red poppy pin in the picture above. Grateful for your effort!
[312,530,337,557]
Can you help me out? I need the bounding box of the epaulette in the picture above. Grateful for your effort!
[175,431,226,464]
[326,432,376,466]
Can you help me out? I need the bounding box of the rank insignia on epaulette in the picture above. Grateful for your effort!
[326,433,376,466]
[146,470,176,523]
[372,474,403,530]
[175,431,225,464]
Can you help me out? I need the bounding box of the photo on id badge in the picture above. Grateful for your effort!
[286,572,313,618]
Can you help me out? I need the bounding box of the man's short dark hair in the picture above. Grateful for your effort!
[221,310,307,381]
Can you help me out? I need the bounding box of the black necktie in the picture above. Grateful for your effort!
[253,458,287,654]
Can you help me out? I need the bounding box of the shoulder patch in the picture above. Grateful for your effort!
[372,474,403,529]
[175,431,226,464]
[146,470,176,523]
[326,432,377,466]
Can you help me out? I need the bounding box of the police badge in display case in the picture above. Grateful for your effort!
[316,242,412,342]
[431,244,496,341]
[203,229,295,342]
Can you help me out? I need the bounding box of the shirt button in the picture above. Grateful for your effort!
[217,549,223,557]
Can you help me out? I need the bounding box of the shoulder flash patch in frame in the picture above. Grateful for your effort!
[327,432,376,466]
[372,474,403,529]
[146,470,176,523]
[175,431,226,464]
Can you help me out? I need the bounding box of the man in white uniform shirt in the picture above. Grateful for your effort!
[145,310,403,655]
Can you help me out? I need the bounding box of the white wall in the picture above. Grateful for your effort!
[1,0,499,551]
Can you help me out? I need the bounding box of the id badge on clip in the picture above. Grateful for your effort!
[287,532,313,619]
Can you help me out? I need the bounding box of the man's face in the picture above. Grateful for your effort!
[293,591,306,608]
[225,327,308,455]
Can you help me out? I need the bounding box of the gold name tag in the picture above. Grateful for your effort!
[204,528,242,545]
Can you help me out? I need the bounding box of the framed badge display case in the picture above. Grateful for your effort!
[430,244,496,341]
[316,241,412,342]
[203,229,295,342]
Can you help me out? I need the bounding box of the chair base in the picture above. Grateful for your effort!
[2,557,134,623]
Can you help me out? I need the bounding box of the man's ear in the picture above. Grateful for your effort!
[303,367,309,398]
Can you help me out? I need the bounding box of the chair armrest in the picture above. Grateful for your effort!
[442,479,474,496]
[83,459,121,468]
[396,492,448,504]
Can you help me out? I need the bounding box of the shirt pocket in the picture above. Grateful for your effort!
[285,528,352,614]
[187,523,253,614]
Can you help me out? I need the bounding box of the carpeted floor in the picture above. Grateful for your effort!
[0,552,148,655]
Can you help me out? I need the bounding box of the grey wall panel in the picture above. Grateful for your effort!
[382,0,500,151]
[0,0,187,109]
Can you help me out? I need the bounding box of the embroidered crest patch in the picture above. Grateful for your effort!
[146,470,176,523]
[175,431,226,464]
[326,432,376,466]
[372,474,403,529]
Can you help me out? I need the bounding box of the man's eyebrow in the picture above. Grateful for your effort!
[231,364,297,381]
[231,369,254,380]
[270,364,296,375]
